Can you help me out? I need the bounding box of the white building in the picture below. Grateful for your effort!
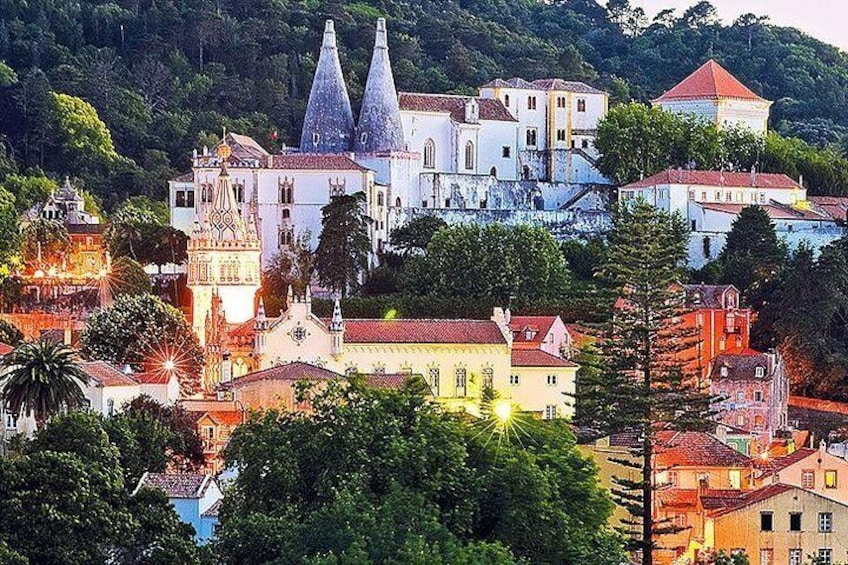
[620,169,841,267]
[653,59,772,135]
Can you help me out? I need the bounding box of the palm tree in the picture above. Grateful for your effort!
[0,340,90,427]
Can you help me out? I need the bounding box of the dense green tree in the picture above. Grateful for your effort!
[401,224,570,307]
[718,205,787,299]
[217,380,624,564]
[315,192,371,298]
[20,218,70,266]
[389,215,447,255]
[48,92,119,171]
[262,231,313,315]
[0,340,89,427]
[80,294,204,394]
[109,256,151,296]
[577,201,714,565]
[562,237,608,282]
[0,174,57,214]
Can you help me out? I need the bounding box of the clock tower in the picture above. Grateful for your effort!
[187,140,262,347]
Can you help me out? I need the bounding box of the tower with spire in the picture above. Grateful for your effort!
[354,18,405,153]
[187,139,262,347]
[300,20,355,153]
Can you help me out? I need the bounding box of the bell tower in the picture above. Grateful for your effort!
[187,139,262,345]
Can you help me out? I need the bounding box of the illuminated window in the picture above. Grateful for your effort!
[826,470,838,489]
[482,367,494,389]
[729,470,741,490]
[509,374,520,386]
[756,366,765,378]
[546,374,558,386]
[802,470,815,489]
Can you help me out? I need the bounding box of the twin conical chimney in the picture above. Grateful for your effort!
[354,18,405,153]
[299,20,355,153]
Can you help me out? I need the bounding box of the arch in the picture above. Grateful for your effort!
[423,139,436,169]
[395,197,402,208]
[464,140,475,170]
[489,166,497,178]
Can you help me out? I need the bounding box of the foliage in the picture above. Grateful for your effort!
[106,220,188,268]
[20,218,70,267]
[110,256,151,296]
[0,412,204,564]
[217,380,624,564]
[400,223,570,308]
[0,173,57,214]
[562,237,608,282]
[80,294,204,394]
[262,230,313,315]
[389,215,447,255]
[315,192,371,298]
[0,340,89,425]
[577,200,714,563]
[0,319,23,346]
[48,92,119,171]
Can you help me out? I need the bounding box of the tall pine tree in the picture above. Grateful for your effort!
[719,205,787,299]
[578,200,714,565]
[314,192,371,298]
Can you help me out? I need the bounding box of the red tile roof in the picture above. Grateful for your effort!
[710,349,772,381]
[655,431,752,468]
[133,370,174,385]
[657,489,698,508]
[81,361,139,388]
[810,196,848,223]
[362,374,413,390]
[697,202,829,221]
[755,448,816,473]
[623,169,799,190]
[709,484,795,518]
[195,410,244,427]
[655,60,767,102]
[270,153,369,172]
[509,316,557,348]
[136,472,214,499]
[341,319,507,345]
[222,361,341,389]
[399,93,517,123]
[699,489,748,511]
[0,342,13,356]
[789,395,848,416]
[511,349,578,368]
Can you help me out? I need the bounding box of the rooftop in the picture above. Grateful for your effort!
[509,315,557,349]
[682,284,736,309]
[711,349,772,381]
[696,202,830,221]
[223,361,342,389]
[709,484,796,518]
[270,153,369,172]
[655,430,752,468]
[135,472,215,499]
[654,59,768,103]
[80,361,139,388]
[399,93,517,123]
[511,349,578,368]
[622,169,800,190]
[479,77,605,95]
[755,448,816,473]
[341,319,508,345]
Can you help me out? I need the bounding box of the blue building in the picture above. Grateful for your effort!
[134,472,223,543]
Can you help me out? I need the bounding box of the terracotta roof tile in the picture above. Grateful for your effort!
[655,431,752,468]
[655,60,767,102]
[755,448,816,473]
[136,472,212,498]
[809,196,848,223]
[657,489,698,508]
[363,374,414,390]
[789,395,848,416]
[196,410,244,427]
[710,350,772,381]
[81,361,139,387]
[623,169,799,190]
[399,93,517,122]
[270,153,369,172]
[709,484,795,518]
[511,349,578,368]
[696,202,829,221]
[509,316,556,348]
[222,361,342,389]
[342,319,507,345]
[699,489,747,510]
[530,78,606,94]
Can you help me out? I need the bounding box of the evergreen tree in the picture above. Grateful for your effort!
[577,201,714,565]
[719,205,787,301]
[314,192,371,298]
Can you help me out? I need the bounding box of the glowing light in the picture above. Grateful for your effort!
[163,359,176,371]
[384,308,398,321]
[494,400,512,424]
[760,451,769,460]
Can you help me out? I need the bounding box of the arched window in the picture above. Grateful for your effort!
[423,139,436,169]
[504,94,510,107]
[235,185,245,203]
[377,192,384,206]
[464,141,475,170]
[107,398,115,417]
[489,166,497,178]
[395,197,402,208]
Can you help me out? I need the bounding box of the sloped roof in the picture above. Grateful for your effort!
[136,472,214,499]
[530,78,606,95]
[509,316,557,348]
[623,169,799,190]
[399,93,517,123]
[697,202,829,221]
[342,319,507,345]
[655,430,752,468]
[480,77,536,89]
[755,448,816,473]
[682,284,735,309]
[195,410,244,427]
[362,373,414,390]
[270,153,369,172]
[654,60,767,103]
[201,499,222,518]
[134,370,174,385]
[173,172,194,183]
[81,361,139,388]
[709,484,796,518]
[789,395,848,416]
[711,349,771,381]
[511,349,578,368]
[809,196,848,223]
[223,361,342,389]
[657,488,698,508]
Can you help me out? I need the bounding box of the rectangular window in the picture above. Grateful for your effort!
[726,191,733,202]
[701,191,707,200]
[577,99,586,112]
[667,471,678,487]
[729,470,741,490]
[186,190,195,207]
[176,190,186,207]
[789,549,802,565]
[482,368,494,390]
[754,390,763,402]
[546,374,558,386]
[819,549,833,564]
[759,549,773,565]
[427,367,440,397]
[544,405,558,420]
[736,391,745,402]
[790,512,802,532]
[527,96,537,110]
[526,128,538,147]
[819,512,833,533]
[825,470,838,489]
[556,129,567,142]
[502,146,511,158]
[803,470,815,489]
[509,374,520,386]
[760,512,773,532]
[688,190,695,200]
[674,513,687,528]
[455,368,467,397]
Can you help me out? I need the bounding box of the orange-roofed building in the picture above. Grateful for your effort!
[653,59,772,134]
[180,399,245,474]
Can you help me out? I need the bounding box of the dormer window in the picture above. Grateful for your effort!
[755,366,765,378]
[720,366,729,378]
[360,132,368,144]
[524,329,537,341]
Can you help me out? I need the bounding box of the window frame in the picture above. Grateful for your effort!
[760,511,774,532]
[819,512,833,533]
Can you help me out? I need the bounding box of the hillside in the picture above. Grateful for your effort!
[1,0,848,205]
